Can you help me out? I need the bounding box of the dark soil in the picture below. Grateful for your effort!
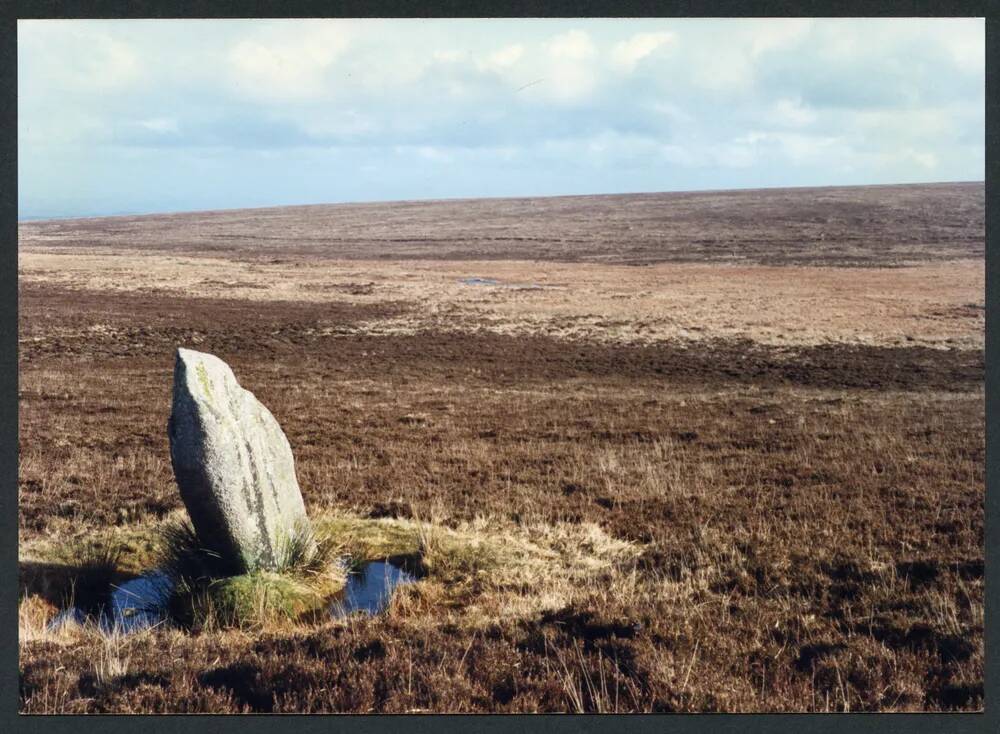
[19,283,983,392]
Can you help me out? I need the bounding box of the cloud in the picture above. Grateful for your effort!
[226,23,353,102]
[481,44,523,70]
[938,19,986,73]
[17,18,985,219]
[81,32,142,91]
[690,45,755,92]
[612,31,676,71]
[138,117,179,134]
[511,29,600,104]
[765,99,818,128]
[433,49,467,64]
[547,29,595,60]
[747,18,813,57]
[19,21,143,93]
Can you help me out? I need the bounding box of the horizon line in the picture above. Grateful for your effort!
[17,178,985,225]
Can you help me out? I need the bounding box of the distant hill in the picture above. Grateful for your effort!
[17,182,984,267]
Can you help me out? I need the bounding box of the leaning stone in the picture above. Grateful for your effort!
[168,348,312,573]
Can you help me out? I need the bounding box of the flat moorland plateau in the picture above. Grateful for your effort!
[18,182,984,713]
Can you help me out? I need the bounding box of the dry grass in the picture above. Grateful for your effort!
[321,512,641,625]
[17,187,983,712]
[18,182,983,267]
[19,595,63,645]
[19,356,983,711]
[158,518,347,632]
[17,254,983,350]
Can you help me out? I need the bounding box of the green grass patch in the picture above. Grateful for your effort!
[20,510,640,632]
[160,517,346,630]
[170,568,345,630]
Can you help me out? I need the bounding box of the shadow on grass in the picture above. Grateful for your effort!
[19,559,139,615]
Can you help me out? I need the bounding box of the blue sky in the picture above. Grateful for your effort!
[18,18,985,220]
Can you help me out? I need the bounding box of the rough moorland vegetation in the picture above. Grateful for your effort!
[18,184,984,712]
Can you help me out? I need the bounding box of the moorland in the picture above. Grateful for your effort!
[18,182,984,712]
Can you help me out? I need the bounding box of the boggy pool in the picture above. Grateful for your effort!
[50,561,415,634]
[330,560,416,618]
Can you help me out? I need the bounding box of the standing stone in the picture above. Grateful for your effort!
[168,348,312,574]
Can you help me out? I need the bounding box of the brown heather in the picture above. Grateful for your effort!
[18,183,984,713]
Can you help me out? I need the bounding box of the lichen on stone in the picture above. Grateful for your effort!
[194,361,213,398]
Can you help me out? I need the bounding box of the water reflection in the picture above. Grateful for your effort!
[107,570,173,632]
[48,569,173,634]
[48,561,415,633]
[330,561,415,618]
[460,276,545,290]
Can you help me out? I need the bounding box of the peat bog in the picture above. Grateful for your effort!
[18,184,984,713]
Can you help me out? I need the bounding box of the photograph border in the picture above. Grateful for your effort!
[2,1,995,732]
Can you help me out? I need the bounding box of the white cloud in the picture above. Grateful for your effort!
[747,18,813,57]
[691,45,754,92]
[901,148,938,169]
[82,32,142,91]
[17,18,986,218]
[139,117,179,134]
[19,22,142,93]
[226,23,352,102]
[734,130,850,166]
[416,145,451,161]
[768,98,818,128]
[611,31,675,71]
[546,29,596,60]
[481,44,523,70]
[937,18,985,73]
[433,49,467,63]
[525,30,600,103]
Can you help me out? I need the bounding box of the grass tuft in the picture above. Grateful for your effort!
[158,519,234,583]
[160,518,346,631]
[66,539,124,615]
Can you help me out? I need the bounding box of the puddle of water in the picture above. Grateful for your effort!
[461,277,552,290]
[49,561,415,632]
[49,570,174,634]
[461,277,501,286]
[107,570,173,632]
[48,607,88,630]
[330,561,415,618]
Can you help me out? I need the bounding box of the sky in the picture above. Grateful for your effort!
[18,18,985,220]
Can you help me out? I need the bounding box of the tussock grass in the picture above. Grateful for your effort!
[172,571,342,632]
[93,628,133,685]
[319,511,641,623]
[67,541,123,613]
[19,515,350,634]
[20,509,639,635]
[18,595,63,644]
[160,518,346,631]
[158,519,232,581]
[17,242,985,711]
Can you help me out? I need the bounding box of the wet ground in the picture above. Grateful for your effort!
[50,571,173,634]
[17,282,983,392]
[50,562,415,634]
[331,562,416,618]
